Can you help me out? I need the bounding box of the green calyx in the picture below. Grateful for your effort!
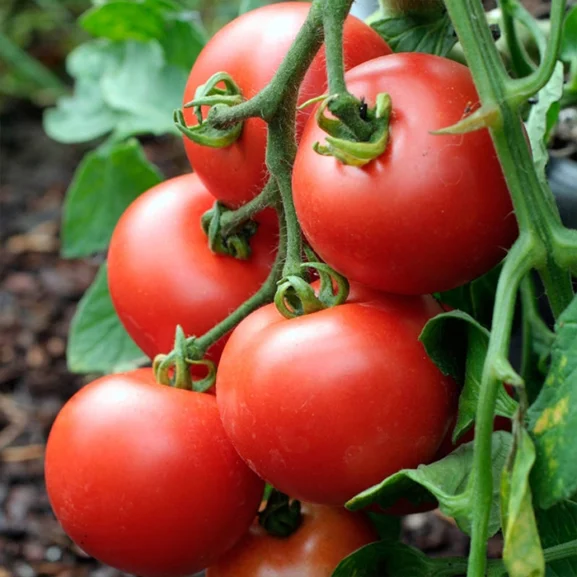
[258,490,302,538]
[313,92,392,167]
[201,201,258,260]
[174,71,244,149]
[274,261,350,319]
[153,327,216,393]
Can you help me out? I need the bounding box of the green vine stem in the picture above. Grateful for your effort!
[442,0,573,575]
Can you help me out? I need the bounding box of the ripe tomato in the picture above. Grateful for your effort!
[44,369,264,577]
[182,2,391,209]
[293,53,518,295]
[216,294,458,506]
[108,173,277,361]
[206,503,378,577]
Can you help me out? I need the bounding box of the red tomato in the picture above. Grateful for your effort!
[182,2,391,208]
[293,53,518,295]
[216,294,458,506]
[206,503,378,577]
[108,173,277,360]
[44,369,264,577]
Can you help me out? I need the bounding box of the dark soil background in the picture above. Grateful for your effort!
[1,1,576,575]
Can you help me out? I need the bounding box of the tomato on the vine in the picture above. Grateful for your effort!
[216,293,458,506]
[293,53,518,296]
[182,2,391,209]
[108,173,277,361]
[206,502,378,577]
[44,369,264,577]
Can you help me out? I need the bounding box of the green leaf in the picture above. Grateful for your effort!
[536,499,577,576]
[67,264,148,374]
[529,294,577,509]
[44,34,198,143]
[561,6,577,61]
[501,427,545,577]
[437,263,502,330]
[81,1,167,42]
[370,9,457,57]
[526,62,564,186]
[347,431,513,538]
[238,0,269,15]
[61,139,162,258]
[43,41,121,143]
[332,540,469,577]
[420,310,517,441]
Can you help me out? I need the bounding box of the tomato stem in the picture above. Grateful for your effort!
[258,489,302,538]
[499,0,536,78]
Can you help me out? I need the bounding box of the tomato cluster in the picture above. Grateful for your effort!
[45,3,518,576]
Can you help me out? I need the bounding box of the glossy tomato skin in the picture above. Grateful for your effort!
[108,173,277,361]
[216,294,458,506]
[293,53,518,295]
[182,2,391,208]
[206,503,378,577]
[45,369,264,577]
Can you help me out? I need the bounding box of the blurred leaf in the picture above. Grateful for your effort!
[420,310,517,441]
[348,431,513,538]
[536,499,577,576]
[44,38,191,143]
[61,139,162,258]
[371,8,457,56]
[332,540,469,577]
[67,264,148,374]
[238,0,269,14]
[561,5,577,61]
[501,428,545,577]
[526,62,564,186]
[529,294,577,509]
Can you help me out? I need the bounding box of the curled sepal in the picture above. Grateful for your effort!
[274,263,349,319]
[201,201,258,260]
[313,93,392,167]
[175,71,244,149]
[275,276,326,319]
[258,489,302,538]
[186,359,217,393]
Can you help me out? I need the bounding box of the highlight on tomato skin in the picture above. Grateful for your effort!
[293,52,519,296]
[182,1,392,210]
[44,368,265,577]
[216,291,459,507]
[107,173,278,362]
[206,502,379,577]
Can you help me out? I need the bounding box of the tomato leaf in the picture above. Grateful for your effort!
[526,61,564,186]
[561,5,577,61]
[61,139,162,259]
[332,540,470,577]
[535,499,577,576]
[501,427,545,577]
[370,9,457,57]
[67,264,148,374]
[347,431,513,538]
[420,310,517,441]
[528,294,577,509]
[437,263,502,330]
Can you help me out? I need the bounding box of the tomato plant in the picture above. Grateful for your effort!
[45,0,577,576]
[206,502,378,577]
[181,2,391,209]
[108,173,277,361]
[293,52,518,296]
[216,294,458,506]
[44,368,264,577]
